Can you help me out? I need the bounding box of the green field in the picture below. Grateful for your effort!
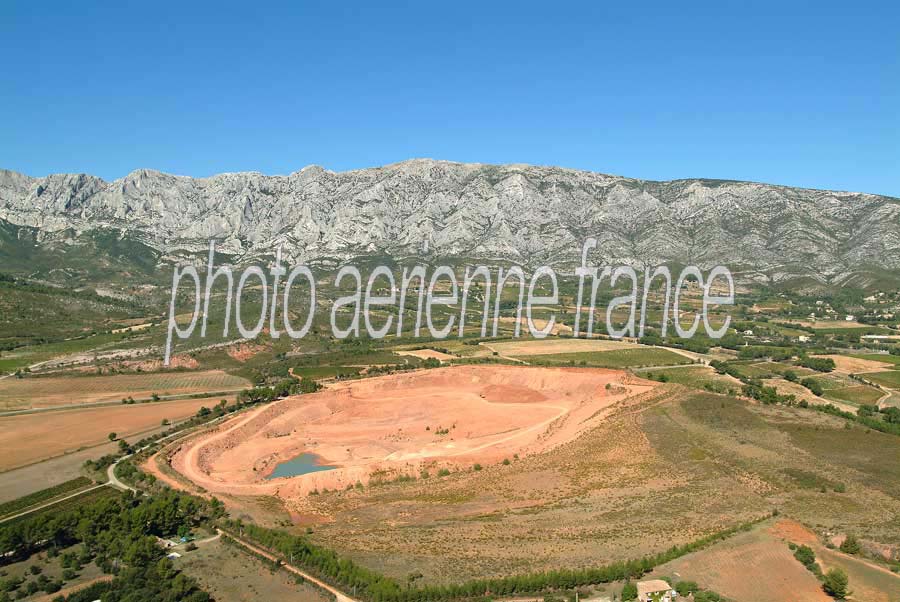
[0,331,136,373]
[0,477,94,520]
[0,486,122,529]
[522,347,692,368]
[860,370,900,389]
[850,353,900,367]
[727,361,782,379]
[812,325,893,335]
[823,385,885,405]
[639,366,738,393]
[291,366,362,380]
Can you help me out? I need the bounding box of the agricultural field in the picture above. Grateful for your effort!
[884,393,900,409]
[0,331,146,374]
[0,370,249,411]
[638,365,739,393]
[0,396,232,471]
[771,520,900,602]
[799,320,892,333]
[177,537,331,602]
[0,476,93,520]
[0,486,123,528]
[0,443,122,505]
[823,384,885,405]
[862,371,900,389]
[480,338,639,357]
[816,545,900,601]
[521,347,692,368]
[394,338,492,358]
[817,353,895,374]
[648,521,831,602]
[759,377,849,410]
[726,360,787,379]
[850,353,900,367]
[394,348,456,362]
[797,372,886,407]
[290,365,362,380]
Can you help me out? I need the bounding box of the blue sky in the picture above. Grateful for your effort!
[2,1,898,195]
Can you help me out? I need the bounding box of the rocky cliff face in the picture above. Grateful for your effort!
[1,159,898,284]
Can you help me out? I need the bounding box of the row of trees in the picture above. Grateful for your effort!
[790,542,849,599]
[813,403,900,437]
[797,356,836,373]
[710,356,900,437]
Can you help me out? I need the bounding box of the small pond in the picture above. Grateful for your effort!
[265,452,337,480]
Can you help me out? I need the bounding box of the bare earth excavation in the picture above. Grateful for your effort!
[161,365,654,507]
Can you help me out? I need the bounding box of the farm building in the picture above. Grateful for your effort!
[636,579,676,601]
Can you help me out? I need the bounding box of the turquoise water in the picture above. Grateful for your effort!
[265,452,337,480]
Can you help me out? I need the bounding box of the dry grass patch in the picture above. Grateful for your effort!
[0,370,248,411]
[485,338,639,357]
[648,521,831,602]
[0,396,233,471]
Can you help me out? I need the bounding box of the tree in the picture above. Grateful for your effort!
[793,544,817,568]
[801,377,824,396]
[799,357,836,373]
[822,568,849,598]
[620,581,637,601]
[839,534,861,555]
[857,405,877,418]
[108,432,117,441]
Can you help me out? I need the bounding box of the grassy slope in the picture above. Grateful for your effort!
[306,389,900,583]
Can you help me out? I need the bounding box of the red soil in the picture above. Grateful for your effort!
[167,365,654,505]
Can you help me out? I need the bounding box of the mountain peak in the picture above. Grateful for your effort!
[0,161,897,282]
